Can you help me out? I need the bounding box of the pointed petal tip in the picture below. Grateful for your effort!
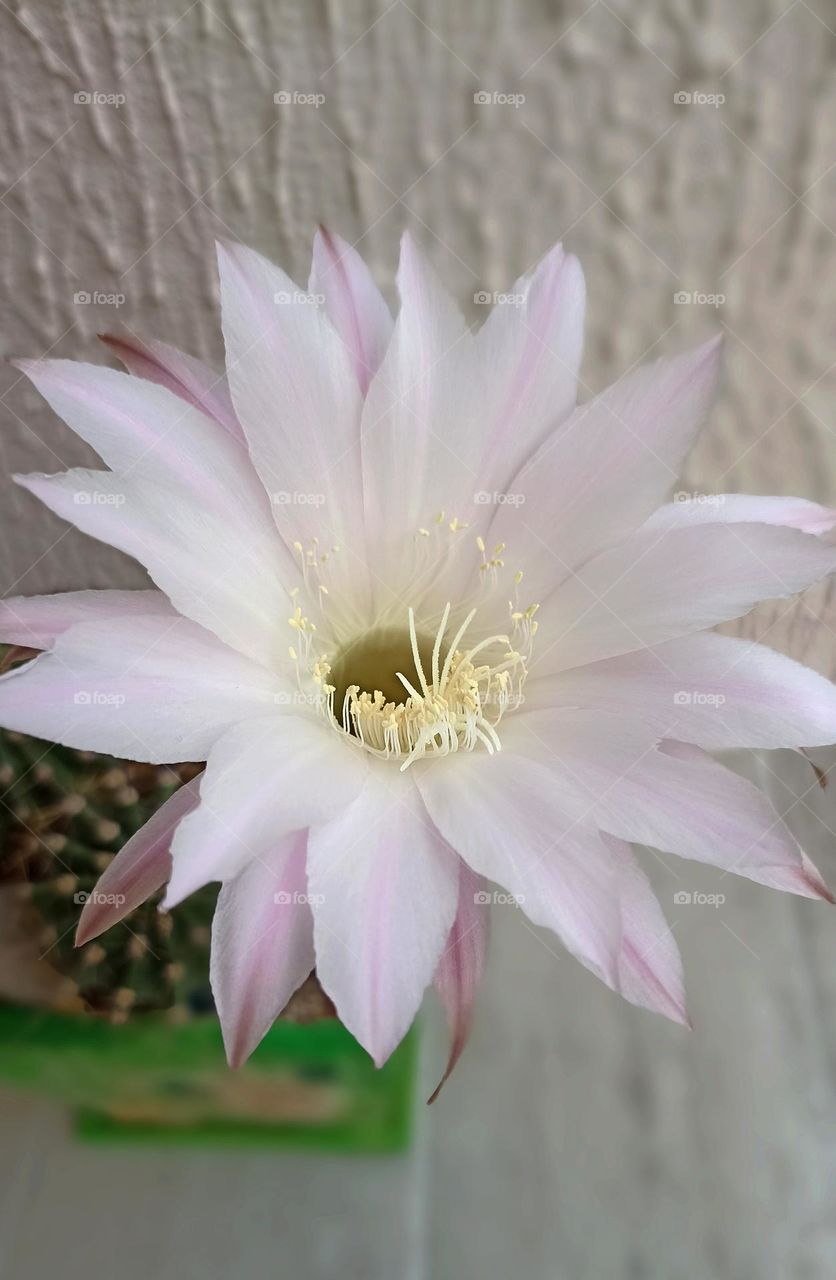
[215,237,243,272]
[697,332,723,363]
[315,224,349,259]
[806,868,835,904]
[673,1004,693,1032]
[225,1043,248,1070]
[427,1079,445,1105]
[74,921,96,948]
[12,471,43,493]
[74,898,120,949]
[793,851,834,902]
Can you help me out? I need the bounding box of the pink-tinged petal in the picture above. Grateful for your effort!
[164,717,367,909]
[415,750,623,990]
[210,830,315,1068]
[508,710,833,901]
[472,242,585,488]
[419,743,689,1027]
[98,333,243,441]
[0,614,289,763]
[526,633,836,750]
[601,834,689,1027]
[359,232,477,611]
[0,589,174,650]
[13,355,293,667]
[14,468,291,670]
[12,358,250,485]
[429,858,489,1103]
[76,777,201,946]
[644,494,836,536]
[486,338,721,601]
[216,240,369,605]
[307,764,459,1067]
[532,522,836,677]
[308,227,393,395]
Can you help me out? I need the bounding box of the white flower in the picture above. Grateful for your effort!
[2,229,835,1093]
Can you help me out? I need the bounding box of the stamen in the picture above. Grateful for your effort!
[286,511,538,770]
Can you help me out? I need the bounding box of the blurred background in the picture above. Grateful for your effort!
[1,1,836,1277]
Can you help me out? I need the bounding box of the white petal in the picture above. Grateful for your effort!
[164,716,367,908]
[210,830,315,1067]
[13,357,252,486]
[506,710,832,899]
[526,633,836,750]
[485,338,721,602]
[0,614,287,762]
[359,232,476,608]
[308,227,393,394]
[532,521,836,676]
[644,494,836,536]
[307,763,458,1066]
[216,240,369,599]
[600,834,689,1026]
[471,242,585,488]
[419,747,689,1025]
[98,333,243,440]
[16,468,291,670]
[415,749,622,987]
[0,589,174,649]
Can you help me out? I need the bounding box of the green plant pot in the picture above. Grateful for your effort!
[0,1003,417,1152]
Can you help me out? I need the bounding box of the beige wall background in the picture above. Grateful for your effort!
[1,2,836,1278]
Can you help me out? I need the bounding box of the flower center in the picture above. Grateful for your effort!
[315,604,534,771]
[329,626,435,710]
[284,520,539,770]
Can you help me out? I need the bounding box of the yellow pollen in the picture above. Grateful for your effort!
[283,513,538,771]
[316,604,533,771]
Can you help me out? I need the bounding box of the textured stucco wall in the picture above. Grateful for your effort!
[2,4,836,1279]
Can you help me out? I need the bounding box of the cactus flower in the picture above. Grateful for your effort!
[3,229,836,1092]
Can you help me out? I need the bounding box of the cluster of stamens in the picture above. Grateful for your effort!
[285,521,538,771]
